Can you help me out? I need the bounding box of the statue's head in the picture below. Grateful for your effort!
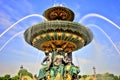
[45,50,49,56]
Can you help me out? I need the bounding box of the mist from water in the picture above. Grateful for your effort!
[86,24,120,55]
[78,13,120,55]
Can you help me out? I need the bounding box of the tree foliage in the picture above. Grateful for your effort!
[18,69,33,78]
[0,68,33,80]
[0,72,120,80]
[81,72,120,80]
[12,75,19,80]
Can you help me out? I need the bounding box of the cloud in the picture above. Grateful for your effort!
[89,40,120,74]
[71,39,120,75]
[115,42,120,51]
[0,0,35,29]
[0,5,23,36]
[0,0,36,46]
[22,0,35,13]
[10,48,36,58]
[19,62,42,75]
[0,11,13,30]
[0,62,42,76]
[73,4,81,21]
[10,0,34,14]
[73,56,92,65]
[0,62,19,76]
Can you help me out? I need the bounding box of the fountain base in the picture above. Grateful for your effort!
[38,48,80,80]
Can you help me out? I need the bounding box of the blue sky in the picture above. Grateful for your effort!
[0,0,120,76]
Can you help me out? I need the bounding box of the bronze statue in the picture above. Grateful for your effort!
[41,51,52,70]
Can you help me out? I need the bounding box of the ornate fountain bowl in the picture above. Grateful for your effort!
[24,21,93,53]
[43,6,74,21]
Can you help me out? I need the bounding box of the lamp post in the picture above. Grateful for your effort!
[93,66,96,80]
[20,65,23,80]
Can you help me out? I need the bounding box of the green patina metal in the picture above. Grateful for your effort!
[24,21,93,52]
[24,6,93,80]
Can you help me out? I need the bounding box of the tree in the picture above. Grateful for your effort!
[0,76,4,80]
[18,69,33,78]
[82,75,87,79]
[114,76,119,80]
[119,76,120,80]
[4,74,11,80]
[12,75,20,80]
[85,76,93,80]
[80,77,85,80]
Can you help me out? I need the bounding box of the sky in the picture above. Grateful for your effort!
[0,0,120,76]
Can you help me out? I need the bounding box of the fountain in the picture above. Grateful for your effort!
[24,6,93,80]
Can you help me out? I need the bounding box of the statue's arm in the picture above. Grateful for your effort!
[41,57,47,65]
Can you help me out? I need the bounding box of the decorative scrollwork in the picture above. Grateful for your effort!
[43,6,74,21]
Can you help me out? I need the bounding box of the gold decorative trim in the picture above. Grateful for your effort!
[40,40,77,53]
[32,32,85,52]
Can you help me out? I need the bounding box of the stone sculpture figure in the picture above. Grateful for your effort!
[41,51,52,70]
[53,48,66,77]
[38,51,52,80]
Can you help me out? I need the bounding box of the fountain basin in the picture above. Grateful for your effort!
[24,20,93,53]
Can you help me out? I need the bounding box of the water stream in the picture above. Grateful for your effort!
[86,24,120,55]
[0,31,24,52]
[79,13,120,30]
[0,14,47,38]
